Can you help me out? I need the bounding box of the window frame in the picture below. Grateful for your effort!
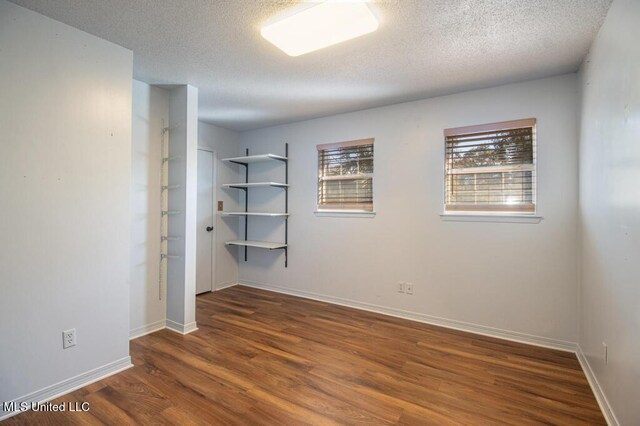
[316,138,375,214]
[443,118,537,216]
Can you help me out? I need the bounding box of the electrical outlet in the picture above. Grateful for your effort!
[405,283,414,295]
[602,342,608,365]
[63,329,76,349]
[397,282,405,293]
[217,201,224,211]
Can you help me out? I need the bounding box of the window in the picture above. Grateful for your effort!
[317,139,374,211]
[444,118,536,214]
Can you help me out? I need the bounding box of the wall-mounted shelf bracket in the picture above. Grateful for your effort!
[221,143,289,267]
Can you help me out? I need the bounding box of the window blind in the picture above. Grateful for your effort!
[445,119,536,213]
[317,139,374,211]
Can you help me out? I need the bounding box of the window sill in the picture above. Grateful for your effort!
[440,213,542,224]
[314,210,376,218]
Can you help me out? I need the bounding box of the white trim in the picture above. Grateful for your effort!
[314,210,376,218]
[130,283,239,340]
[448,164,534,175]
[165,319,198,335]
[129,319,167,340]
[198,148,217,294]
[442,119,538,222]
[444,118,536,137]
[440,213,542,223]
[0,357,132,421]
[211,150,217,295]
[238,281,619,421]
[317,138,374,151]
[238,280,576,352]
[576,345,619,426]
[131,282,239,340]
[215,281,238,291]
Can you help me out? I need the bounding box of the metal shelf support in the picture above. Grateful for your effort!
[228,144,289,267]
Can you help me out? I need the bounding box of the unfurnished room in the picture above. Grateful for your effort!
[0,0,638,424]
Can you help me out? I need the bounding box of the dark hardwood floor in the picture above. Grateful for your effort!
[5,285,605,425]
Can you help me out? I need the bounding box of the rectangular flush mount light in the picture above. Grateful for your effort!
[261,1,379,57]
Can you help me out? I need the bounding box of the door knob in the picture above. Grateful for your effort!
[206,226,214,232]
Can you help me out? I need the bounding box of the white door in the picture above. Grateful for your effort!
[196,149,215,294]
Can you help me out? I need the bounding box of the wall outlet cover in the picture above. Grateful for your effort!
[63,329,76,349]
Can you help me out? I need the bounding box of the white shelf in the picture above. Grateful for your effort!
[221,144,289,267]
[221,212,289,217]
[222,182,289,189]
[225,240,287,250]
[221,154,287,164]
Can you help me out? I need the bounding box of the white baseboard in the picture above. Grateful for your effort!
[0,356,132,421]
[576,345,618,426]
[1,284,612,423]
[240,280,622,422]
[128,282,239,341]
[215,281,238,291]
[239,280,577,352]
[129,319,167,340]
[165,319,198,335]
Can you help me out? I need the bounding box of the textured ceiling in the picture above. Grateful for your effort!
[10,0,612,131]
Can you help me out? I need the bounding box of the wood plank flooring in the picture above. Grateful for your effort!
[5,285,605,425]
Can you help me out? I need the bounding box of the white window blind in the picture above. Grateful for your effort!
[317,139,374,211]
[445,118,536,213]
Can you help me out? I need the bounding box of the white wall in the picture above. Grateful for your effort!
[0,0,133,415]
[198,122,241,288]
[166,85,199,333]
[130,92,240,336]
[578,0,640,423]
[239,74,580,345]
[130,80,169,337]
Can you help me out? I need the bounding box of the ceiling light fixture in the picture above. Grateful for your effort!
[261,1,379,57]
